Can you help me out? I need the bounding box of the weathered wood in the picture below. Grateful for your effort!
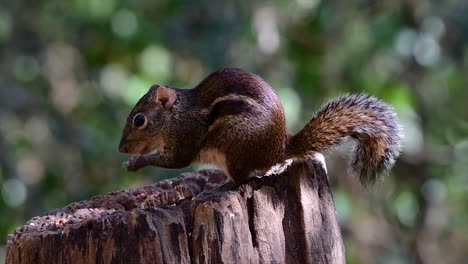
[6,156,345,264]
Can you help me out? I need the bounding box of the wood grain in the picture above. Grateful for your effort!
[6,157,344,264]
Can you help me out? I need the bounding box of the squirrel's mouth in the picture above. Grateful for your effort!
[120,136,165,157]
[124,148,159,164]
[139,147,160,156]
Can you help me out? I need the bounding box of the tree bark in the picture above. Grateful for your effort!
[6,156,345,264]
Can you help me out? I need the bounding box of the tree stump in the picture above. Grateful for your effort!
[6,155,345,264]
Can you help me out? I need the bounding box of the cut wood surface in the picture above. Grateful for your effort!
[6,156,345,264]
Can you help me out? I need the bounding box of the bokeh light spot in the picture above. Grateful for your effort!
[24,116,51,146]
[139,45,172,81]
[0,8,11,41]
[16,156,45,185]
[13,55,40,82]
[395,28,418,57]
[296,0,320,10]
[122,75,152,106]
[277,87,302,129]
[394,191,418,227]
[413,33,440,66]
[422,16,445,39]
[111,9,138,38]
[422,179,446,204]
[334,190,353,223]
[74,0,116,18]
[254,6,280,55]
[2,179,27,208]
[100,63,129,98]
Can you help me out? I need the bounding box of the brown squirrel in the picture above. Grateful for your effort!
[119,68,402,186]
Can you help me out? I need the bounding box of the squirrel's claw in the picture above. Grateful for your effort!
[123,156,142,171]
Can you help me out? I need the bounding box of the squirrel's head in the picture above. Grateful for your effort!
[118,85,177,155]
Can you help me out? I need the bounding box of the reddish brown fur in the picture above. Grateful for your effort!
[119,69,401,185]
[196,69,287,182]
[286,94,400,184]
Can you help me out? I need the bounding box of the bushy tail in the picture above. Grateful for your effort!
[286,94,402,185]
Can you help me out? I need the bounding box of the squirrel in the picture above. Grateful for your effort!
[119,68,402,186]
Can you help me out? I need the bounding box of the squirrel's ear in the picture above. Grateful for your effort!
[154,86,177,110]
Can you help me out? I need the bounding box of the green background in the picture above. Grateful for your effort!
[1,1,467,263]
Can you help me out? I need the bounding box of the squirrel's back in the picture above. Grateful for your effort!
[195,68,283,114]
[195,69,288,180]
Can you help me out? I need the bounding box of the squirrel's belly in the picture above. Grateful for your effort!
[195,148,229,175]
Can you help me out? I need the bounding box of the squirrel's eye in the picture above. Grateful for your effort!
[133,113,147,129]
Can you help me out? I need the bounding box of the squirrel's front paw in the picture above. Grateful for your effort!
[123,156,142,171]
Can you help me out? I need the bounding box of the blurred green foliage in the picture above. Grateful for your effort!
[1,0,468,263]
